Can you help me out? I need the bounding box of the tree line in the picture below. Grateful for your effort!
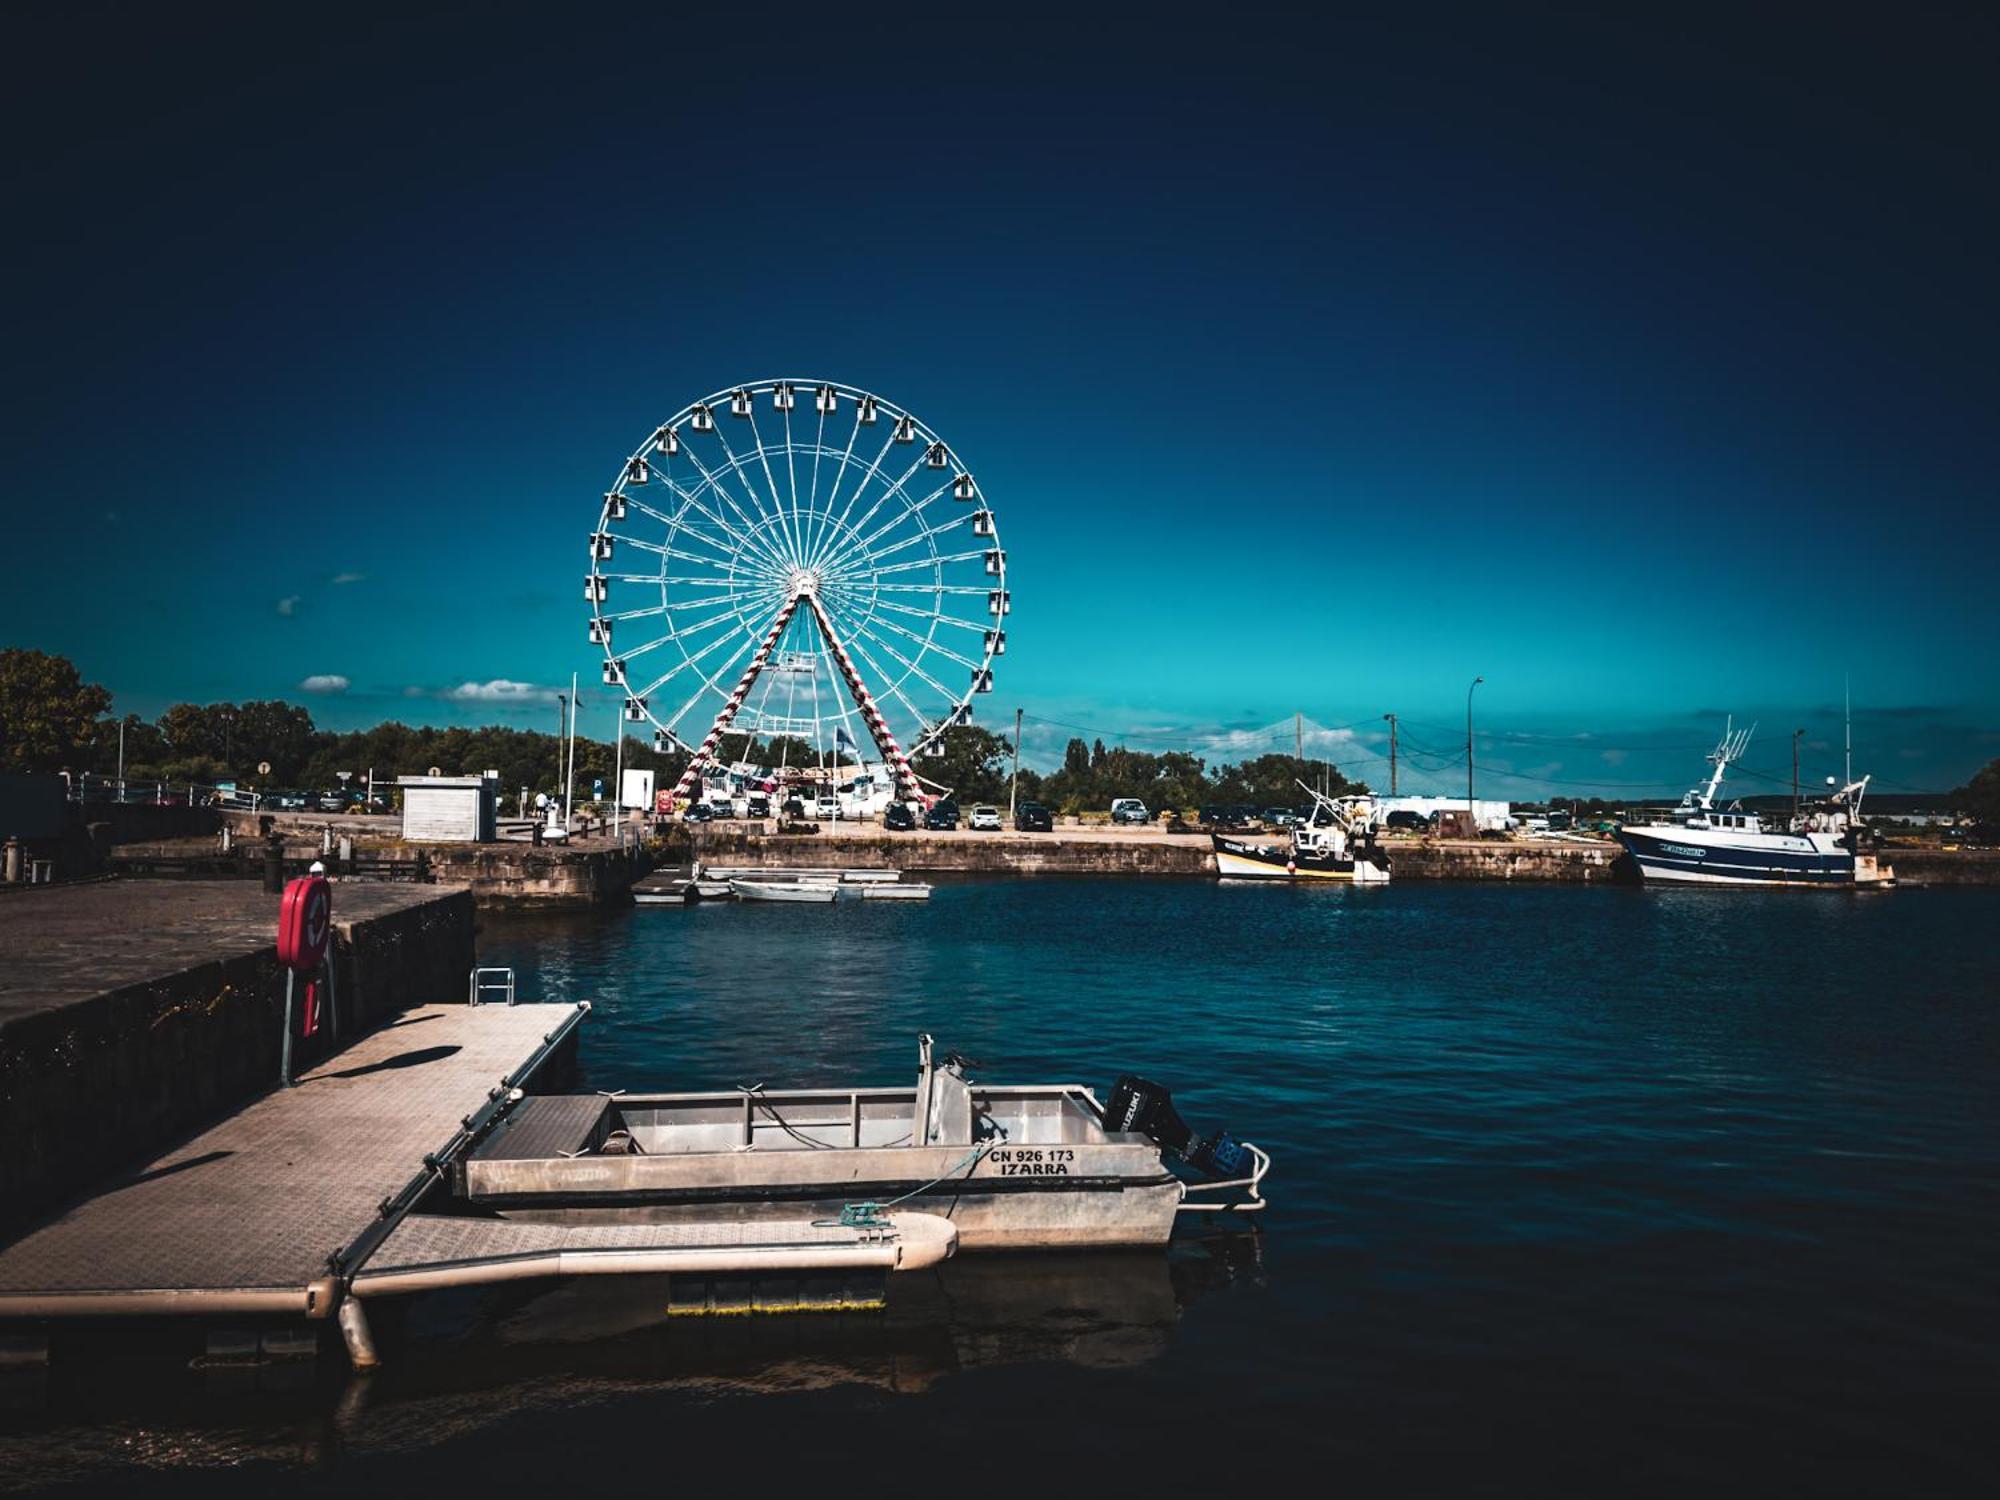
[12,649,1996,819]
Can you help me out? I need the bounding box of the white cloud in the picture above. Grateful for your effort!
[403,685,426,698]
[331,572,366,585]
[1600,748,1628,766]
[299,674,350,694]
[276,595,302,617]
[447,679,558,704]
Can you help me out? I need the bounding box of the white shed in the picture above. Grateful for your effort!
[397,775,497,842]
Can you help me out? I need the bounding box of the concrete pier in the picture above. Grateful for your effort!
[0,880,476,1235]
[0,1002,585,1322]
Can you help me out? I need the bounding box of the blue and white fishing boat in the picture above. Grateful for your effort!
[1616,720,1895,888]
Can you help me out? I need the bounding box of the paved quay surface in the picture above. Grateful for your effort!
[0,879,457,1026]
[0,1003,580,1311]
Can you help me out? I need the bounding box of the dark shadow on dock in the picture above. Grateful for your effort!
[102,1150,234,1195]
[320,1044,462,1079]
[386,1011,445,1029]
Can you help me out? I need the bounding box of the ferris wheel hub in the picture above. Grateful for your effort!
[786,567,823,598]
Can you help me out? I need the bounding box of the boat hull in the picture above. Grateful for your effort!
[463,1143,1185,1251]
[730,879,840,902]
[1211,834,1390,882]
[1616,826,1895,888]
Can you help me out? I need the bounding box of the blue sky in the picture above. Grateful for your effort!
[3,4,1994,795]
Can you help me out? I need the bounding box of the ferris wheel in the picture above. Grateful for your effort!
[586,379,1008,805]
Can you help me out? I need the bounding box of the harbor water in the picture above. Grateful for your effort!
[6,880,1996,1495]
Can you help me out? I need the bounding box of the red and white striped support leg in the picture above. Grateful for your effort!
[801,593,925,804]
[663,597,804,811]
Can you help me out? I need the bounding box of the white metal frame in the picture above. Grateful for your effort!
[586,379,1007,801]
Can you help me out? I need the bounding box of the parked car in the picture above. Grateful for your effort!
[924,799,960,831]
[781,795,805,819]
[882,801,916,831]
[970,804,1002,831]
[746,793,771,819]
[684,802,715,823]
[1014,801,1053,832]
[1386,809,1430,833]
[815,794,838,821]
[1110,798,1150,825]
[1262,807,1295,827]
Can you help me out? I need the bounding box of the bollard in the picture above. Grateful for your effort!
[2,836,22,885]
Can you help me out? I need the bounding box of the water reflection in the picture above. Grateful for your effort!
[0,1233,1264,1484]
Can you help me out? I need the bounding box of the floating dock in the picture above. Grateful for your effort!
[0,1003,583,1325]
[0,999,953,1366]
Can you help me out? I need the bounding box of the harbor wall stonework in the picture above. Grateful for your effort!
[0,888,475,1238]
[682,828,1633,881]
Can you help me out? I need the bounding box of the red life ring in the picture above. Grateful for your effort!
[277,876,332,973]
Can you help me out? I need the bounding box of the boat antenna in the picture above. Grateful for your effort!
[1844,673,1852,788]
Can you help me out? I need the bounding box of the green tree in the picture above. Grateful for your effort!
[0,649,111,772]
[1951,759,2000,826]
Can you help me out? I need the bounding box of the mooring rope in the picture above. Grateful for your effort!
[818,1125,1006,1232]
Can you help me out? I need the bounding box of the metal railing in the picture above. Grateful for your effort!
[468,967,518,1006]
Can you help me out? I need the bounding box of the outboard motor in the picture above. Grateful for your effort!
[1104,1074,1251,1180]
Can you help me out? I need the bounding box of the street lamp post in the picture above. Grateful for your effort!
[1009,707,1022,817]
[1466,676,1484,830]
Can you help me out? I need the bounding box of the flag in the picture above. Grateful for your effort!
[835,726,858,752]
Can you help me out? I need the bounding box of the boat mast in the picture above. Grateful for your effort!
[1700,718,1755,808]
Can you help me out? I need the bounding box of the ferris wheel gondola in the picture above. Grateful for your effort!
[586,379,1007,806]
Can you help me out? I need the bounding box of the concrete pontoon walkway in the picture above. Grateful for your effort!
[0,1002,584,1318]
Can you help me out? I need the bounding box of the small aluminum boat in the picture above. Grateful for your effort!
[730,878,840,903]
[457,1037,1268,1252]
[860,882,932,900]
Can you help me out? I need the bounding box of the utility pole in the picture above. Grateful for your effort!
[1467,677,1484,830]
[613,702,625,816]
[563,672,579,827]
[1382,713,1398,797]
[1010,707,1023,817]
[116,717,126,800]
[1793,729,1804,820]
[554,692,568,815]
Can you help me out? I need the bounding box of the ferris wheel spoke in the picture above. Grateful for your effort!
[856,546,989,579]
[728,411,803,566]
[870,596,992,633]
[780,400,801,561]
[843,615,962,707]
[658,626,765,736]
[851,513,976,569]
[867,583,994,597]
[813,471,954,581]
[805,430,914,575]
[809,454,930,576]
[631,625,747,701]
[803,400,840,565]
[672,443,794,574]
[858,611,981,673]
